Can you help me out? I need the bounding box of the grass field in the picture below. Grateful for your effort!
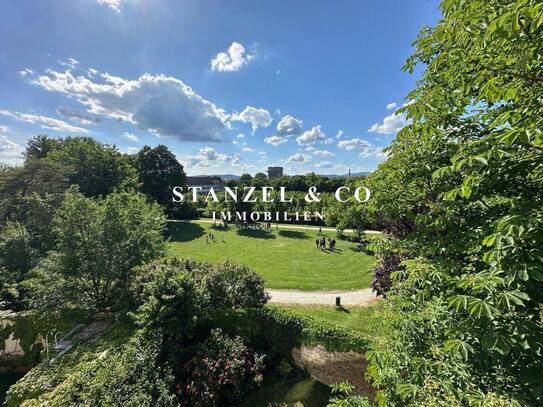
[269,303,384,337]
[166,221,375,290]
[241,374,330,407]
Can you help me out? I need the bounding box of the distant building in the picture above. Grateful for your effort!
[267,166,283,179]
[186,176,225,194]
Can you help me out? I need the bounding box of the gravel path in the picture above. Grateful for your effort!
[267,288,378,306]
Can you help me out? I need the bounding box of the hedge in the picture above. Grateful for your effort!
[211,307,370,366]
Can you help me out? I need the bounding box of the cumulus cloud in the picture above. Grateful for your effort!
[97,0,121,12]
[338,137,382,158]
[32,69,228,142]
[56,105,102,125]
[0,109,88,133]
[368,111,409,135]
[242,146,255,152]
[264,135,288,146]
[336,129,344,139]
[210,42,254,72]
[183,146,250,171]
[315,161,334,168]
[276,114,303,136]
[386,102,397,110]
[237,133,245,139]
[123,132,138,142]
[311,149,334,157]
[287,153,312,163]
[0,133,24,165]
[19,68,34,77]
[232,106,272,133]
[296,125,327,145]
[58,58,80,69]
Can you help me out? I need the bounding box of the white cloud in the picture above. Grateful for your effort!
[264,135,288,146]
[97,0,121,12]
[56,105,102,125]
[0,134,24,165]
[386,102,397,110]
[368,111,409,135]
[58,58,80,69]
[311,149,334,157]
[0,109,88,133]
[336,129,344,139]
[19,68,34,77]
[287,153,312,163]
[242,146,255,152]
[338,137,382,158]
[210,42,254,72]
[0,126,8,133]
[123,132,138,142]
[237,133,245,139]
[232,106,272,133]
[315,161,334,168]
[32,69,228,142]
[276,114,303,136]
[296,125,327,145]
[87,68,98,77]
[182,146,251,171]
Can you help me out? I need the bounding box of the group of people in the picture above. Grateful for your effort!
[316,236,336,252]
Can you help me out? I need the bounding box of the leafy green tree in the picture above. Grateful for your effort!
[31,188,166,311]
[134,145,186,215]
[24,135,62,161]
[46,137,138,197]
[366,0,543,405]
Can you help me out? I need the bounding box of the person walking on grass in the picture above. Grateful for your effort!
[316,238,320,249]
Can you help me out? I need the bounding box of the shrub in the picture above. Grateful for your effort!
[201,260,270,309]
[179,328,264,406]
[370,253,402,298]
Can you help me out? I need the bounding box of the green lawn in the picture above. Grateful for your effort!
[241,375,331,407]
[166,222,375,290]
[269,303,385,337]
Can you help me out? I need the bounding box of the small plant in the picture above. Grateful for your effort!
[276,359,294,377]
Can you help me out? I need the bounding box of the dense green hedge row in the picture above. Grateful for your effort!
[212,307,370,366]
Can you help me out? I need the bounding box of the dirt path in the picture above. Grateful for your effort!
[170,218,382,235]
[292,345,374,396]
[267,288,378,306]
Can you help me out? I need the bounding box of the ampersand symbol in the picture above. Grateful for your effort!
[305,186,321,203]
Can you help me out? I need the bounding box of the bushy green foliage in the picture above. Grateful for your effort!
[44,136,138,197]
[213,307,371,366]
[132,260,208,352]
[327,382,374,407]
[28,188,166,311]
[202,260,270,309]
[365,0,543,405]
[179,328,265,406]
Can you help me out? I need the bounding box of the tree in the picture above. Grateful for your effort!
[366,0,543,405]
[24,135,62,161]
[134,145,186,215]
[32,188,166,311]
[46,137,138,197]
[238,173,253,185]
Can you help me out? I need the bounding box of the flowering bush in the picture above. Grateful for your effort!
[179,328,264,406]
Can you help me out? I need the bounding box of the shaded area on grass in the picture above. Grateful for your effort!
[166,222,205,242]
[278,230,309,239]
[241,374,330,407]
[0,372,23,405]
[236,228,276,239]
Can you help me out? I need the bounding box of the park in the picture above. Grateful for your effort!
[166,220,377,291]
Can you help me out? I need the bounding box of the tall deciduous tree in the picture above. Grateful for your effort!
[29,188,166,311]
[366,0,543,405]
[134,145,186,214]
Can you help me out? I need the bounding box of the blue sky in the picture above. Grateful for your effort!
[0,0,440,175]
